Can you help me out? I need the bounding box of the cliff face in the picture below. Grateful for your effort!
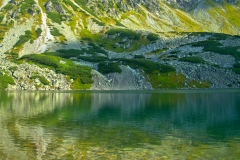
[0,0,240,90]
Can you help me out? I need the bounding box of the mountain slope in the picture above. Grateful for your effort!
[0,0,240,90]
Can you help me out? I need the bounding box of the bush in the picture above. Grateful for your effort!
[233,63,240,68]
[147,33,159,41]
[30,75,49,85]
[35,28,42,38]
[78,56,108,62]
[134,55,145,59]
[21,54,93,85]
[191,40,240,60]
[0,72,15,89]
[98,62,122,74]
[117,59,175,74]
[47,12,61,24]
[14,30,32,47]
[50,27,63,36]
[106,29,141,40]
[179,56,205,64]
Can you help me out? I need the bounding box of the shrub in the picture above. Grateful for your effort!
[20,54,93,85]
[50,27,63,36]
[98,62,122,74]
[0,72,15,89]
[179,56,205,64]
[106,29,141,40]
[13,30,32,47]
[191,40,240,60]
[118,59,175,74]
[47,12,61,24]
[78,56,108,62]
[30,75,49,85]
[147,33,159,41]
[134,55,145,59]
[35,28,42,38]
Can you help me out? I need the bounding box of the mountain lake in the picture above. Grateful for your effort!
[0,90,239,159]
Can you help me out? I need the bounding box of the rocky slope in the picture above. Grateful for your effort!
[0,0,240,90]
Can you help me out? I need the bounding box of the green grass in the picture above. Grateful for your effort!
[19,0,35,15]
[50,27,63,36]
[20,54,93,89]
[74,0,99,18]
[78,56,108,62]
[98,62,122,74]
[2,4,14,10]
[106,28,141,40]
[30,75,49,85]
[149,71,185,89]
[0,15,4,22]
[188,80,211,88]
[47,12,62,24]
[116,59,176,74]
[81,29,153,53]
[179,56,205,64]
[13,30,32,47]
[62,0,79,10]
[191,40,240,60]
[0,72,15,89]
[35,28,42,38]
[146,33,159,41]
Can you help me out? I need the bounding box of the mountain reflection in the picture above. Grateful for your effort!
[0,90,240,159]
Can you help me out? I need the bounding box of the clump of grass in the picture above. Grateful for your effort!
[0,72,15,89]
[179,56,205,64]
[50,27,63,36]
[30,75,49,85]
[78,56,108,62]
[188,80,211,88]
[134,55,145,59]
[46,12,62,24]
[191,40,240,60]
[146,33,159,41]
[106,28,141,40]
[0,15,4,22]
[116,59,175,74]
[13,30,32,47]
[149,71,185,89]
[98,62,122,74]
[20,54,93,89]
[35,28,42,38]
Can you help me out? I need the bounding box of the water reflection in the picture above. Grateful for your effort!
[0,90,240,159]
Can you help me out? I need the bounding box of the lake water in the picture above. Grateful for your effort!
[0,90,240,159]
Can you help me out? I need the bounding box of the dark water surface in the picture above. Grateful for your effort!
[0,90,240,159]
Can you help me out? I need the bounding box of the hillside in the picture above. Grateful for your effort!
[0,0,240,90]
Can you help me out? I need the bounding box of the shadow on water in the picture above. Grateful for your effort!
[0,90,240,159]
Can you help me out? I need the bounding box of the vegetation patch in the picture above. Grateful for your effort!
[106,28,141,40]
[30,75,50,85]
[13,30,32,47]
[191,40,240,60]
[98,62,122,74]
[188,80,211,88]
[116,59,175,74]
[0,72,15,89]
[46,12,62,24]
[146,33,159,41]
[82,29,157,53]
[50,27,63,37]
[179,56,205,64]
[149,71,185,89]
[20,54,93,89]
[78,56,108,62]
[35,28,42,38]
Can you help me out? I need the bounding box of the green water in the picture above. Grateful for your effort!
[0,90,240,159]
